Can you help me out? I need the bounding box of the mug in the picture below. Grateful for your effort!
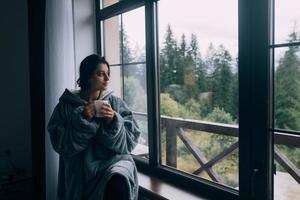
[94,100,109,117]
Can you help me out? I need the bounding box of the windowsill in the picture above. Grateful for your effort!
[137,171,208,200]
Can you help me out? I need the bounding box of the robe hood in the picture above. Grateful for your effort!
[59,89,114,106]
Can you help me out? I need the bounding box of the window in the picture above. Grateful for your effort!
[158,0,239,189]
[271,0,300,199]
[101,6,149,159]
[96,0,286,199]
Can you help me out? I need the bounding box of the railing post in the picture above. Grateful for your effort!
[166,121,177,168]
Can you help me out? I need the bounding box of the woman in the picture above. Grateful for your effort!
[47,54,141,200]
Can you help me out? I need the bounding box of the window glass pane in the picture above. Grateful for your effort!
[109,65,122,97]
[123,64,147,113]
[274,144,300,199]
[102,0,119,9]
[103,16,121,65]
[158,0,239,189]
[275,0,300,44]
[274,46,300,199]
[102,7,148,159]
[122,7,146,63]
[123,63,148,157]
[274,47,300,131]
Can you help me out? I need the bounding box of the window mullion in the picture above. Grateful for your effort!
[239,0,273,199]
[145,0,160,167]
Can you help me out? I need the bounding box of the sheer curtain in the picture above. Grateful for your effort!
[44,1,76,200]
[44,0,96,199]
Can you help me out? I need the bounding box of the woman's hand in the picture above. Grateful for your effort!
[100,103,115,124]
[82,101,96,120]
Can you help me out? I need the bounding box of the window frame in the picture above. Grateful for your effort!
[95,0,272,199]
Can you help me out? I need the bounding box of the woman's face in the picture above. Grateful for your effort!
[89,63,110,91]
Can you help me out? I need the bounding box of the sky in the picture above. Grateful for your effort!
[121,0,300,63]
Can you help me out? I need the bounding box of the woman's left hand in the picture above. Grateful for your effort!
[100,103,114,124]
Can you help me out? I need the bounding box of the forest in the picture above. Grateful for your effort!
[122,24,300,188]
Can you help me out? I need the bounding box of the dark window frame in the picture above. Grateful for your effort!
[94,0,272,199]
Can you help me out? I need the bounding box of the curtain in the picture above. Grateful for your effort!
[44,1,76,200]
[44,0,96,199]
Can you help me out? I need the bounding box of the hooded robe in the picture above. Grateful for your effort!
[47,89,141,200]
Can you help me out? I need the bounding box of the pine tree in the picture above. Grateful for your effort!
[230,71,238,121]
[121,26,133,64]
[160,25,180,91]
[211,45,234,115]
[204,43,217,91]
[189,33,199,61]
[179,34,187,57]
[275,29,300,130]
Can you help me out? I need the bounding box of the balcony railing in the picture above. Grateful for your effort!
[133,112,300,185]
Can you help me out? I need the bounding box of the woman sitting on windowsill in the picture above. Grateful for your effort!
[47,54,141,200]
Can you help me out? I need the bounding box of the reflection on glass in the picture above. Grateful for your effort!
[122,7,146,63]
[275,0,300,44]
[109,66,122,97]
[123,64,148,152]
[123,64,147,113]
[158,0,238,189]
[102,7,148,159]
[103,16,121,65]
[102,0,119,8]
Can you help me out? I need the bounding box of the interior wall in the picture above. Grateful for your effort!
[0,0,32,176]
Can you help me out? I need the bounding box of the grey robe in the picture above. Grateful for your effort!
[47,89,141,200]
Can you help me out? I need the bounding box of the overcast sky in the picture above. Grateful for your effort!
[122,0,300,61]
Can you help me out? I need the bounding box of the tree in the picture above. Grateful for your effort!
[121,26,146,91]
[230,71,239,121]
[179,34,187,57]
[211,45,234,116]
[121,25,133,64]
[160,25,181,91]
[206,107,234,124]
[189,33,200,61]
[275,29,300,130]
[206,107,237,149]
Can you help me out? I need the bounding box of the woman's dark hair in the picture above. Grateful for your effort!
[77,54,110,90]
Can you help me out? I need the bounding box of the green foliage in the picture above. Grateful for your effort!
[189,33,200,61]
[199,100,213,117]
[276,145,300,171]
[121,26,133,64]
[164,84,188,104]
[160,93,180,116]
[127,22,300,187]
[275,29,300,130]
[160,25,182,91]
[184,99,201,115]
[196,60,209,93]
[206,107,234,124]
[231,72,239,121]
[206,107,237,149]
[211,45,235,117]
[160,93,201,120]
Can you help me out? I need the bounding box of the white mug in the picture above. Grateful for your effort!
[94,100,109,117]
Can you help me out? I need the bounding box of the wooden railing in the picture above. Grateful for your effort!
[133,112,300,184]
